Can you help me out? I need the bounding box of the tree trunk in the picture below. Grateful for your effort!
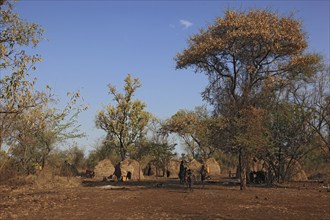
[0,132,2,151]
[239,148,247,190]
[120,147,126,161]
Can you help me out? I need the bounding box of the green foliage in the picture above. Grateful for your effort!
[163,106,221,162]
[0,0,44,151]
[0,2,87,175]
[96,74,151,161]
[145,117,176,173]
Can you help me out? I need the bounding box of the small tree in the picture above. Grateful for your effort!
[147,116,176,176]
[163,106,217,162]
[96,74,151,161]
[9,91,86,173]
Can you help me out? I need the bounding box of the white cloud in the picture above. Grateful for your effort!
[180,19,193,29]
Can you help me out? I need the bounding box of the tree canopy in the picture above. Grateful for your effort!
[176,9,323,189]
[96,74,151,161]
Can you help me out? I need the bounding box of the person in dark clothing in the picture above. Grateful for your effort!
[186,169,194,192]
[179,160,185,184]
[200,165,207,187]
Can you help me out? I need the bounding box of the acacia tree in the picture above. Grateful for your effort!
[176,9,321,190]
[96,74,151,161]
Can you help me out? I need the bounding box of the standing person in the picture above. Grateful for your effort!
[186,169,194,192]
[200,164,207,188]
[179,160,185,184]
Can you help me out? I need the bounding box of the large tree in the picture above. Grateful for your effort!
[0,0,44,150]
[96,74,151,161]
[176,9,321,190]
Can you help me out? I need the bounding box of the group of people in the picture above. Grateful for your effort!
[178,160,208,191]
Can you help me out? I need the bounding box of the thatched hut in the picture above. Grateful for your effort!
[284,159,308,181]
[143,161,165,177]
[114,159,144,181]
[205,158,221,176]
[187,159,202,177]
[166,159,181,178]
[250,158,268,172]
[143,162,156,176]
[244,158,308,182]
[94,159,115,179]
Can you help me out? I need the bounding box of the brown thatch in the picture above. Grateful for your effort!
[143,162,156,176]
[143,161,164,177]
[114,159,144,181]
[285,159,308,181]
[246,158,307,182]
[94,159,115,179]
[187,159,202,176]
[250,158,268,172]
[166,159,181,178]
[205,158,221,176]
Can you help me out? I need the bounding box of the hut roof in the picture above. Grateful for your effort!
[114,159,144,180]
[206,158,221,176]
[187,159,202,175]
[94,159,115,179]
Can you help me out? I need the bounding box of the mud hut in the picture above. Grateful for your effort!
[246,158,307,182]
[166,159,181,178]
[205,158,221,176]
[250,158,268,172]
[114,159,144,181]
[94,159,115,179]
[143,162,156,176]
[284,159,308,181]
[143,161,165,177]
[187,159,202,177]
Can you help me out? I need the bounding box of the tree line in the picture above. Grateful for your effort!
[0,1,328,190]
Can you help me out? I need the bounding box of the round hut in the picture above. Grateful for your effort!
[94,159,115,179]
[205,158,221,177]
[143,161,165,177]
[245,158,308,183]
[114,159,144,181]
[284,159,308,181]
[166,159,181,178]
[143,162,156,176]
[187,159,202,177]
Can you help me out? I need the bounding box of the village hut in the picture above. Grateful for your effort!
[143,162,156,176]
[166,159,181,178]
[205,158,221,177]
[187,159,202,177]
[94,159,115,179]
[284,159,308,181]
[143,161,165,177]
[243,158,308,183]
[114,159,144,181]
[250,158,268,172]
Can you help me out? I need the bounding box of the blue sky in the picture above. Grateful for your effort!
[13,0,329,154]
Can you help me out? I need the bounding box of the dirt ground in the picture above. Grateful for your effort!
[1,176,329,220]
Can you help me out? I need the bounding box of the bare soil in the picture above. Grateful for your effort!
[1,176,329,219]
